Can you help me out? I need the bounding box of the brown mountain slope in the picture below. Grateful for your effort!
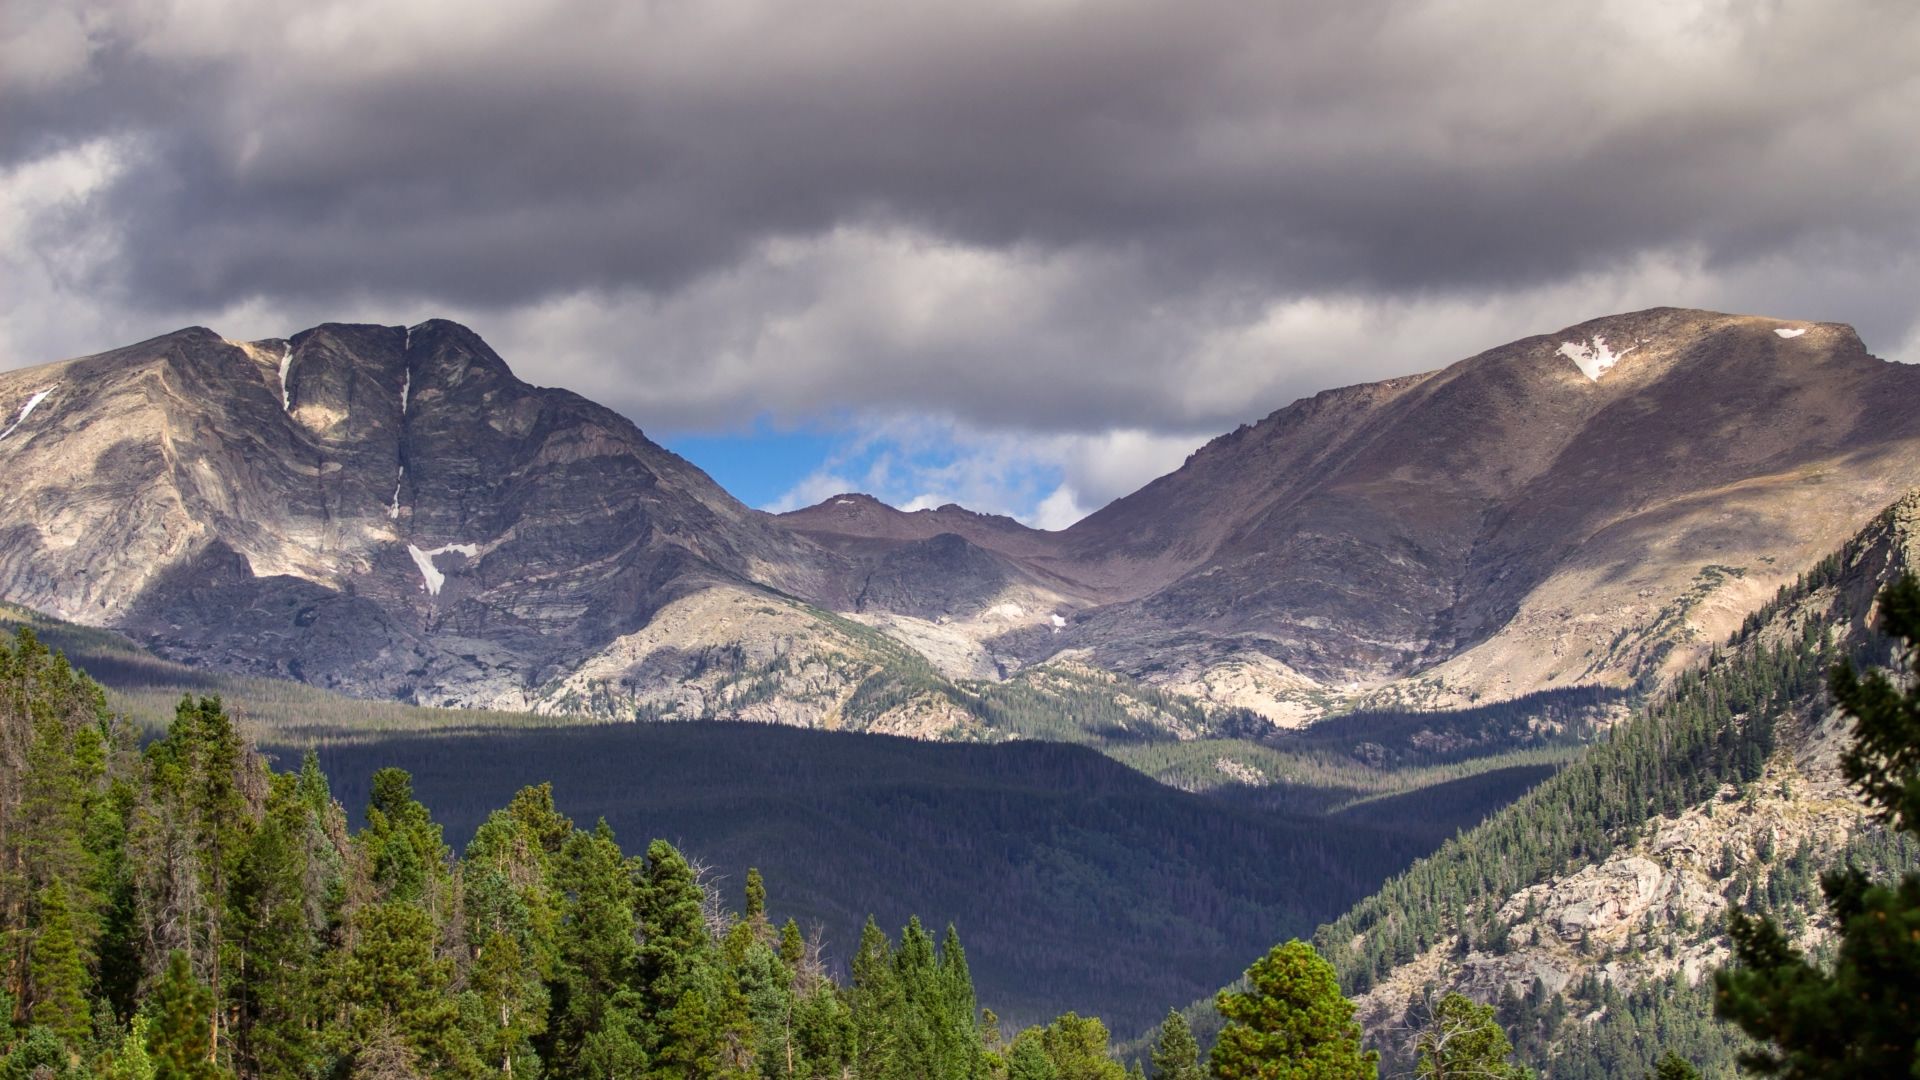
[785,308,1920,722]
[1044,308,1920,717]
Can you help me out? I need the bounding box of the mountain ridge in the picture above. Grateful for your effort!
[3,307,1916,731]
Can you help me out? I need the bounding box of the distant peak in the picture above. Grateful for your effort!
[407,317,480,336]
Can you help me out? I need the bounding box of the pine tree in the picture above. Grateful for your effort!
[1714,575,1920,1078]
[1036,1012,1125,1080]
[335,901,475,1075]
[1007,1029,1057,1080]
[227,773,326,1077]
[1149,1009,1203,1080]
[779,918,806,971]
[634,838,749,1077]
[745,868,767,922]
[1210,940,1378,1080]
[850,917,902,1080]
[471,930,548,1078]
[934,924,985,1080]
[1650,1052,1701,1080]
[1413,993,1530,1079]
[147,951,224,1080]
[894,917,940,1076]
[27,879,90,1047]
[546,822,637,1071]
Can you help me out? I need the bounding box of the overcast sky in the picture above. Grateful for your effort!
[5,0,1917,524]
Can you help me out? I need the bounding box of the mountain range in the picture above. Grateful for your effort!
[2,307,1917,734]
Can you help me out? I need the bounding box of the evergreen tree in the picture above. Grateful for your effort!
[893,917,940,1076]
[546,822,638,1072]
[334,901,475,1076]
[1007,1030,1057,1080]
[934,925,986,1080]
[1036,1013,1125,1080]
[1714,575,1920,1078]
[28,879,90,1047]
[634,838,749,1077]
[1149,1010,1203,1080]
[226,773,327,1077]
[1650,1052,1701,1080]
[1,1025,69,1079]
[745,868,767,922]
[778,919,806,972]
[470,930,547,1079]
[0,627,1157,1080]
[850,918,902,1080]
[1412,993,1529,1080]
[1210,940,1377,1080]
[147,951,224,1080]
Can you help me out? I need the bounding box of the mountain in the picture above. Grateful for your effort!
[1304,489,1920,1076]
[3,308,1917,733]
[804,308,1920,723]
[0,321,853,710]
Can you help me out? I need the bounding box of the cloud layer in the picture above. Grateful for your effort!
[5,0,1917,521]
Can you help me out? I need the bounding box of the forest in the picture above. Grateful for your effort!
[0,626,1184,1077]
[278,722,1431,1031]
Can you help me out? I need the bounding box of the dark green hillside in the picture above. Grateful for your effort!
[1312,504,1907,996]
[281,722,1432,1032]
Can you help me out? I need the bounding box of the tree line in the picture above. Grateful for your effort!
[8,571,1920,1077]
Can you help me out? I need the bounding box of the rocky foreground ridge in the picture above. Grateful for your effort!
[1,309,1917,730]
[1333,489,1920,1072]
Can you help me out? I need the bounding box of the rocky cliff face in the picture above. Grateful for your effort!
[3,308,1916,729]
[1344,489,1920,1069]
[0,321,840,710]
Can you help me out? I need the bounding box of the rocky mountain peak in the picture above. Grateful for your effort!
[1,307,1914,727]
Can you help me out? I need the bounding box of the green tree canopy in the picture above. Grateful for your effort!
[1413,992,1529,1080]
[1714,574,1920,1077]
[1149,1009,1203,1080]
[1210,940,1378,1080]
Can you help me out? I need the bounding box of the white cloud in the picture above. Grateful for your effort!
[758,414,1208,528]
[4,0,1918,523]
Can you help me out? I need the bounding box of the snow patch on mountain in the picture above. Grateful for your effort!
[1557,336,1637,382]
[1776,327,1808,339]
[277,344,294,411]
[388,468,405,520]
[0,388,55,441]
[407,542,483,596]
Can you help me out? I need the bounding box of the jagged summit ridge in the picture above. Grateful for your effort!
[0,307,1913,726]
[0,318,836,710]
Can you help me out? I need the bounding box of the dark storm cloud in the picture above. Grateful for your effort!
[4,0,1918,438]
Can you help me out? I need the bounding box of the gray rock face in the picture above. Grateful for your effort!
[0,321,835,708]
